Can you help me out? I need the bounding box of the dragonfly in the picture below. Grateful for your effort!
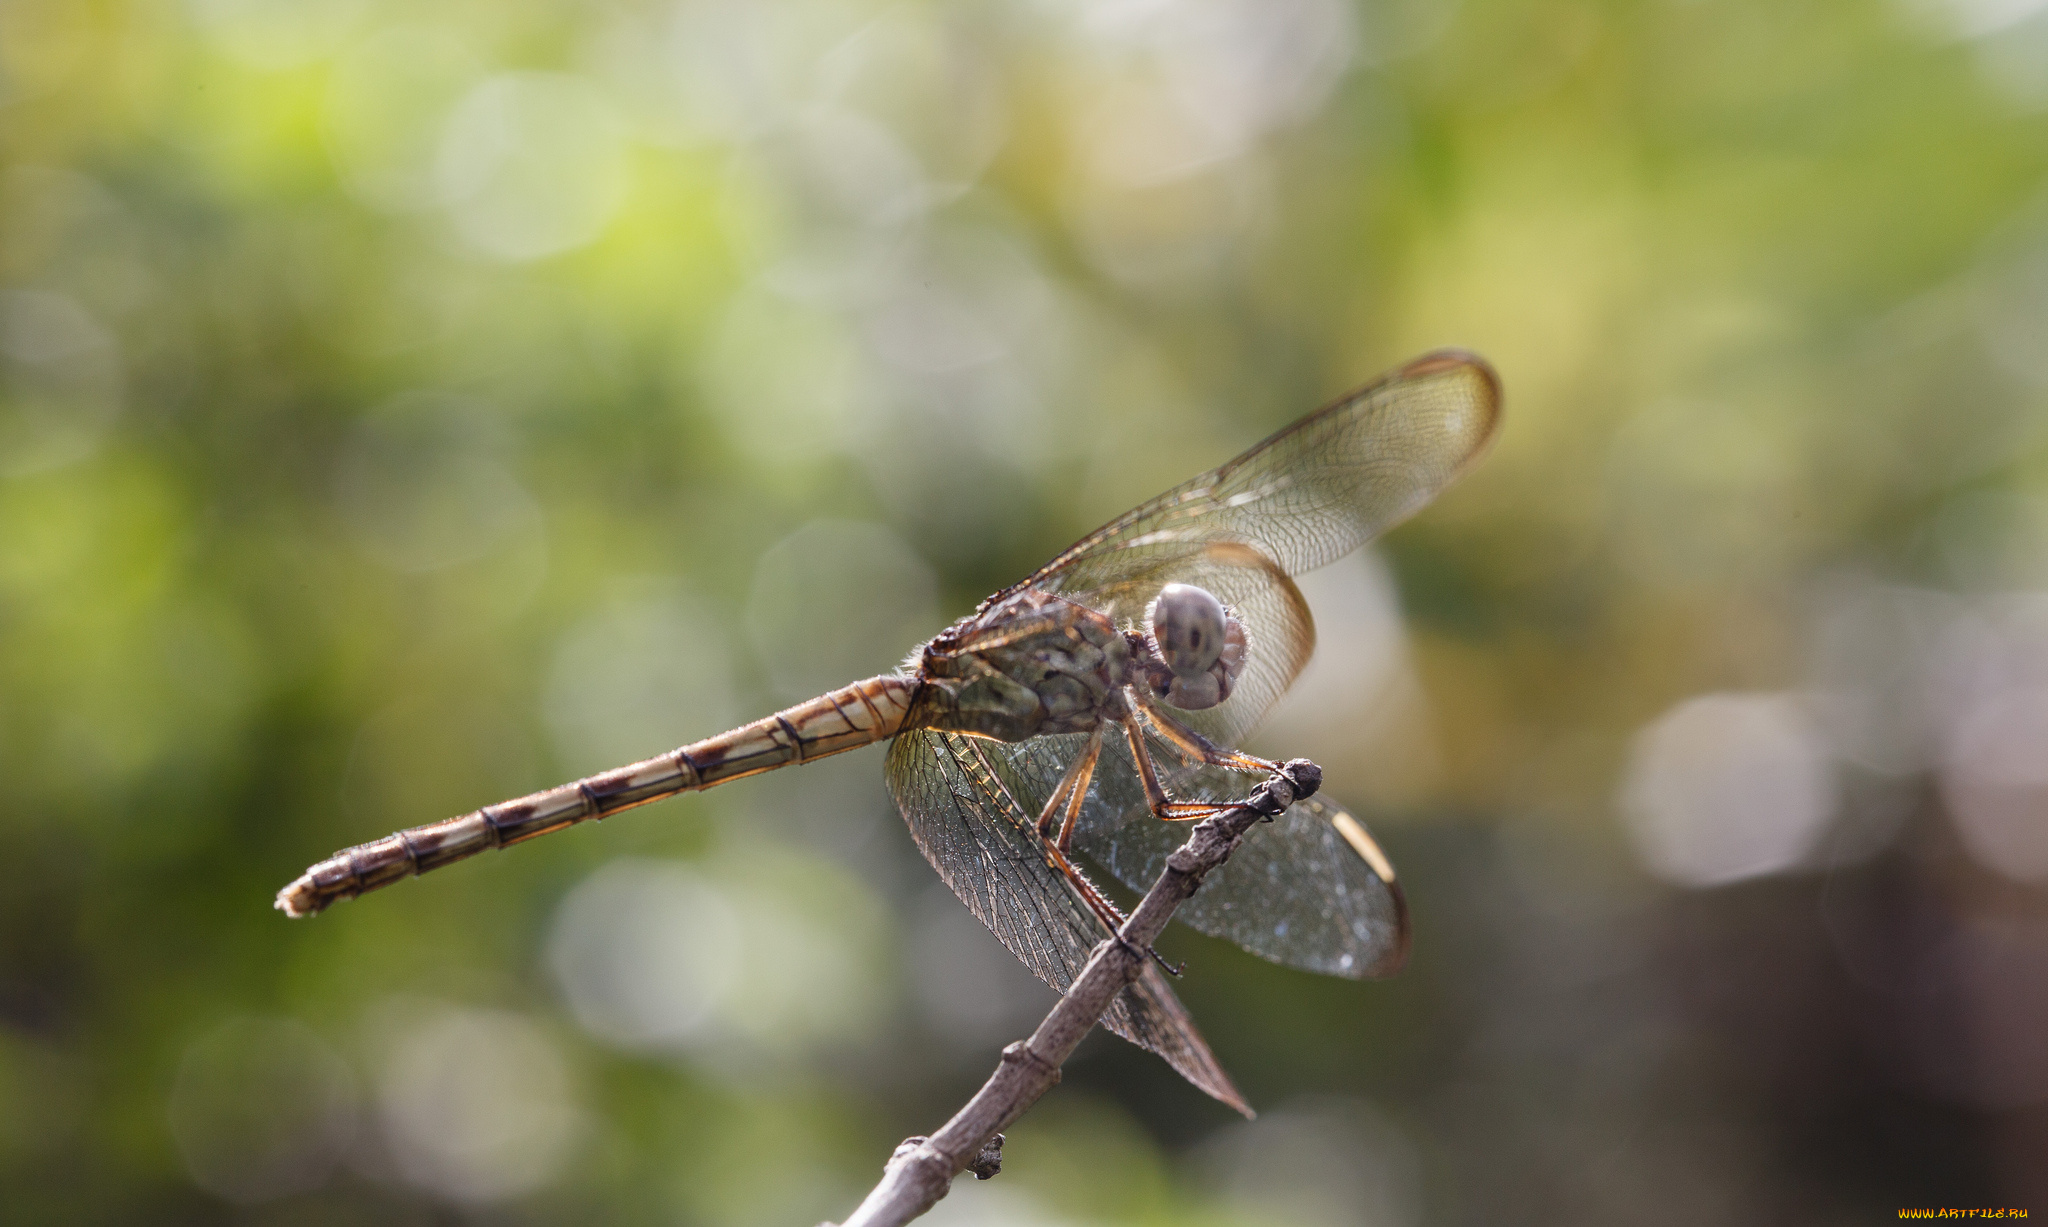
[278,349,1501,1114]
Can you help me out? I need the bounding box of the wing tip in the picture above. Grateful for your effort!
[1183,1043,1257,1119]
[1398,348,1504,457]
[1398,346,1500,397]
[1113,963,1257,1117]
[1379,876,1414,978]
[1325,805,1414,980]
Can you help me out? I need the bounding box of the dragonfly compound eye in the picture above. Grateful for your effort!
[1148,584,1228,678]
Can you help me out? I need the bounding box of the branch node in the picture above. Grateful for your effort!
[999,1041,1062,1083]
[967,1134,1004,1180]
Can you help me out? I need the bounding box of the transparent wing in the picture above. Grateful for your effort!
[1081,731,1410,979]
[1024,351,1500,594]
[883,730,1251,1115]
[886,354,1482,1046]
[983,734,1410,980]
[1018,351,1500,743]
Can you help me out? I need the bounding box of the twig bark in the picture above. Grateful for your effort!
[829,758,1323,1227]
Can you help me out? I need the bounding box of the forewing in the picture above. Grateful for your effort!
[883,730,1252,1114]
[1074,731,1411,979]
[1019,352,1497,741]
[1023,351,1500,595]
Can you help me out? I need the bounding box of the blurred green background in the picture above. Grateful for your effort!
[5,0,2048,1221]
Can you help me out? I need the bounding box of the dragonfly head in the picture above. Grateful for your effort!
[1144,583,1248,710]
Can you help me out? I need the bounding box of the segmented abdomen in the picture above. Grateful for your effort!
[276,674,916,917]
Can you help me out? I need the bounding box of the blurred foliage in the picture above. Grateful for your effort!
[3,0,2048,1222]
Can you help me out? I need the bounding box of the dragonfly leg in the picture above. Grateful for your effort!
[963,737,1129,937]
[1114,931,1185,978]
[1130,691,1279,776]
[1119,717,1239,823]
[1047,841,1130,934]
[961,736,1178,977]
[1034,725,1104,852]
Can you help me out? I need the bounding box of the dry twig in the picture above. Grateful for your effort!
[828,758,1323,1227]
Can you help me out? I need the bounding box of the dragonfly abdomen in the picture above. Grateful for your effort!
[276,674,916,917]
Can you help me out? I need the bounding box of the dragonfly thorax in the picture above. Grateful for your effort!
[913,588,1134,742]
[913,583,1253,742]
